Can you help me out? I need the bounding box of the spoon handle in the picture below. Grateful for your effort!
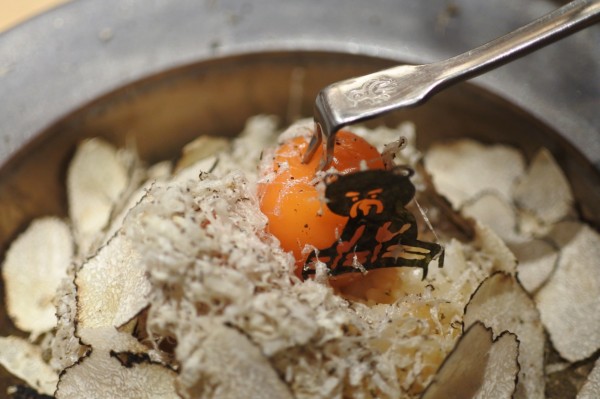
[438,0,600,84]
[309,0,600,169]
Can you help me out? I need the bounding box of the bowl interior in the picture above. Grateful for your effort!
[2,52,599,243]
[1,50,599,387]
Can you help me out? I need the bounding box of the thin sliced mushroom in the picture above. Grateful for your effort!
[67,138,129,256]
[56,327,178,399]
[75,233,150,334]
[0,336,59,396]
[174,135,230,173]
[424,139,524,209]
[472,222,517,275]
[536,221,600,362]
[513,148,574,229]
[421,322,519,399]
[511,239,558,294]
[577,358,600,399]
[177,324,293,399]
[50,278,87,372]
[464,272,545,399]
[2,217,73,336]
[462,193,524,244]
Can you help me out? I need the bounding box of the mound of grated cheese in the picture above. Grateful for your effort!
[116,117,515,398]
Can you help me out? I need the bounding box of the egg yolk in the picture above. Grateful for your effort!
[258,130,385,279]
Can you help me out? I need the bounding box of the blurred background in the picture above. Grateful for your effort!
[0,0,66,31]
[0,0,572,31]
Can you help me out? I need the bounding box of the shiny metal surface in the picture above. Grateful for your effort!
[307,0,600,169]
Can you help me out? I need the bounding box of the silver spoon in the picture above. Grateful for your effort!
[303,0,600,169]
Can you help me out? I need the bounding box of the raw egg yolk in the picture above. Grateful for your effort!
[258,130,385,278]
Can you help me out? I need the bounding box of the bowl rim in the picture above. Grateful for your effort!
[0,0,598,169]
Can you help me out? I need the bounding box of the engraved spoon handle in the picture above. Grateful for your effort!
[307,0,600,169]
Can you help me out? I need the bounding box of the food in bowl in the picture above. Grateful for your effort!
[1,116,599,398]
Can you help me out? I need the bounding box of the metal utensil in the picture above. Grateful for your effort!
[303,0,600,169]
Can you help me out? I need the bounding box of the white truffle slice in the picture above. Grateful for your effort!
[75,233,150,331]
[50,277,87,372]
[2,217,73,335]
[56,328,177,399]
[77,326,147,352]
[147,160,173,180]
[421,322,519,399]
[513,148,574,227]
[67,138,129,255]
[0,335,58,396]
[175,135,229,172]
[178,324,293,399]
[464,273,545,399]
[462,193,523,244]
[424,139,525,209]
[473,223,517,275]
[536,221,600,362]
[577,358,600,399]
[171,156,218,184]
[463,193,559,294]
[512,239,558,293]
[425,223,514,313]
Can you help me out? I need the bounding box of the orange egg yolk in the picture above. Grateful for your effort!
[258,130,385,280]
